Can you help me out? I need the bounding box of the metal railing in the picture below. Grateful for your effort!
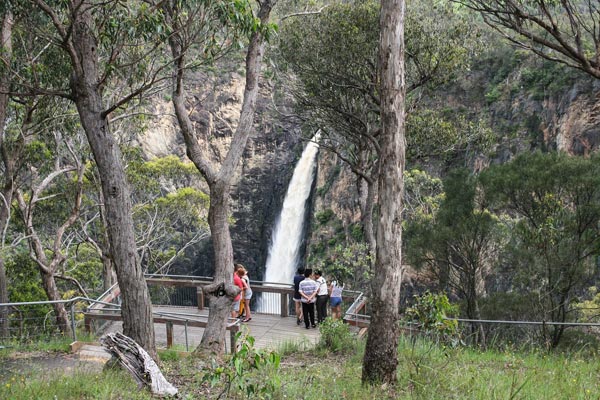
[0,296,122,345]
[0,275,366,352]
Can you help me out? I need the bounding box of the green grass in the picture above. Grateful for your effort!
[0,370,150,400]
[1,335,600,399]
[0,336,75,357]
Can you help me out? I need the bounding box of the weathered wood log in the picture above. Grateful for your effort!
[100,332,178,397]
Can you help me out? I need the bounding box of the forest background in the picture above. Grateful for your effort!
[1,0,600,363]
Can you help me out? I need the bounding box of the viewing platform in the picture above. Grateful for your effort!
[102,306,321,352]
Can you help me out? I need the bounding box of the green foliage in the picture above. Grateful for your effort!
[403,168,444,224]
[405,169,499,325]
[317,317,356,354]
[202,332,281,399]
[6,252,46,304]
[310,242,373,290]
[0,369,149,400]
[348,223,364,242]
[314,209,334,225]
[405,291,459,341]
[480,152,600,345]
[407,108,495,161]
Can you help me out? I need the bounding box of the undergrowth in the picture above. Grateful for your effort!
[1,332,600,399]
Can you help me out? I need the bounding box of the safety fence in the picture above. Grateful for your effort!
[0,274,363,352]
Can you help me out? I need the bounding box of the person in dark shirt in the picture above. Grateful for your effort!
[293,267,305,325]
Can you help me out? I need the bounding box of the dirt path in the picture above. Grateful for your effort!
[0,351,106,383]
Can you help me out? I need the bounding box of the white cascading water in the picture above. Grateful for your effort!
[259,137,320,312]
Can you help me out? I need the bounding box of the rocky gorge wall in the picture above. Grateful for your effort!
[136,67,304,281]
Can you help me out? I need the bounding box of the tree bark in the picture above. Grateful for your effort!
[359,177,377,253]
[0,9,13,339]
[65,1,156,359]
[362,0,406,385]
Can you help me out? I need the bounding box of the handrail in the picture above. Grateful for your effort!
[0,296,117,308]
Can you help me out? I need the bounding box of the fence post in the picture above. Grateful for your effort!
[230,325,238,354]
[185,320,189,352]
[84,315,92,334]
[197,287,204,311]
[166,322,174,349]
[70,302,77,341]
[280,293,288,318]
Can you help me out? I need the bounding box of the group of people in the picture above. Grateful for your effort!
[231,263,344,328]
[232,263,252,323]
[293,267,344,329]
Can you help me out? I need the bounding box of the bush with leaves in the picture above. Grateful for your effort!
[318,317,356,354]
[405,292,460,344]
[202,332,280,399]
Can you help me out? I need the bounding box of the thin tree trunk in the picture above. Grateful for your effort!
[362,0,406,385]
[41,271,70,333]
[0,9,13,339]
[68,4,156,359]
[197,185,234,353]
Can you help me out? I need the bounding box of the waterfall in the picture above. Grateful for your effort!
[260,137,319,312]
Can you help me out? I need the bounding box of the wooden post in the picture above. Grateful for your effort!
[166,321,174,349]
[84,316,92,334]
[229,325,238,354]
[280,293,288,318]
[197,287,204,310]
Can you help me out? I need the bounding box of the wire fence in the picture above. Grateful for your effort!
[0,298,99,346]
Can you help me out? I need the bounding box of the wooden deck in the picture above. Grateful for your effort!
[102,306,320,353]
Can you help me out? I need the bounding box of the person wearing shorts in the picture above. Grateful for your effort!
[238,266,253,322]
[232,264,245,319]
[329,279,344,320]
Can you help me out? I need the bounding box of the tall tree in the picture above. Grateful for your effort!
[14,128,86,333]
[362,0,406,385]
[163,0,277,354]
[457,0,600,79]
[0,8,14,339]
[405,169,500,345]
[277,0,481,252]
[480,152,600,347]
[18,0,170,358]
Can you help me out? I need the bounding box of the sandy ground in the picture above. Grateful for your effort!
[0,350,107,383]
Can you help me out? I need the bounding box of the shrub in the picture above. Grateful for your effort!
[405,291,460,344]
[318,317,356,353]
[202,332,280,399]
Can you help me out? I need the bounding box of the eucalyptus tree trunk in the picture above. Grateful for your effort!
[359,177,377,253]
[0,9,14,339]
[166,0,277,355]
[36,1,157,358]
[16,188,71,333]
[362,0,406,385]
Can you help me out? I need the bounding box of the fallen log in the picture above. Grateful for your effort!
[100,332,178,397]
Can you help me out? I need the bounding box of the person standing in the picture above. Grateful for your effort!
[238,266,253,322]
[314,270,328,324]
[293,267,305,325]
[232,264,245,319]
[298,268,318,329]
[329,279,344,320]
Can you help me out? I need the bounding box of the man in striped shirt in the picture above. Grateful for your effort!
[298,268,318,329]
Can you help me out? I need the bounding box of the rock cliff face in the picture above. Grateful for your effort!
[137,68,303,280]
[306,52,600,281]
[137,48,600,285]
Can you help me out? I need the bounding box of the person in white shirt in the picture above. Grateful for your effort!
[329,279,344,320]
[314,270,328,324]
